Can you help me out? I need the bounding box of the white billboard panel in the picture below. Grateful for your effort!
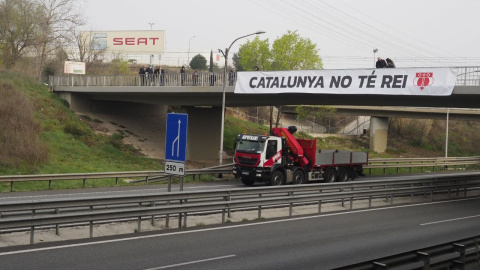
[64,61,86,74]
[83,30,165,54]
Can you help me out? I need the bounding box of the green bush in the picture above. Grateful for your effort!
[109,133,124,149]
[63,121,88,137]
[224,115,269,153]
[63,121,97,147]
[189,54,207,70]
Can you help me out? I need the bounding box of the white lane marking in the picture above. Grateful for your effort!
[0,197,478,256]
[143,255,236,269]
[420,214,480,226]
[0,185,235,200]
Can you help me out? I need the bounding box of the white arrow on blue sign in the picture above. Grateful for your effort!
[165,113,188,163]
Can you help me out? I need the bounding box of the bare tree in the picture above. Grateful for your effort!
[32,0,85,80]
[0,0,37,68]
[73,30,106,72]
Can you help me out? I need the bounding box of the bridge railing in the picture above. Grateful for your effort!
[49,66,480,87]
[50,72,229,87]
[457,66,480,86]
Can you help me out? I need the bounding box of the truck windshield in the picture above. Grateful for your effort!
[236,140,265,154]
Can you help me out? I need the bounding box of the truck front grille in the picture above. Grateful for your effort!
[237,157,259,166]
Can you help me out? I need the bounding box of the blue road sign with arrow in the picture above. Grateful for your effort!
[165,113,188,163]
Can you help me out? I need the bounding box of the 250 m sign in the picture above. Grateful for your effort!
[165,161,185,176]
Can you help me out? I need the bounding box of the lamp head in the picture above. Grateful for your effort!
[373,49,378,53]
[255,31,266,35]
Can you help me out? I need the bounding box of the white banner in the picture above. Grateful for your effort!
[235,68,458,96]
[64,61,85,75]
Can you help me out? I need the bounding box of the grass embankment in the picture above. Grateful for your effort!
[0,71,160,192]
[223,115,270,153]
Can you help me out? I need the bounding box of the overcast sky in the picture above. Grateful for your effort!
[84,0,480,68]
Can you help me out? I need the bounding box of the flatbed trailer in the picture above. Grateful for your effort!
[233,126,367,186]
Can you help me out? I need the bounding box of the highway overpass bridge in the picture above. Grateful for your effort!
[51,66,480,159]
[284,106,480,121]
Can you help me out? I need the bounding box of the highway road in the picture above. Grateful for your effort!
[1,196,479,269]
[0,171,475,203]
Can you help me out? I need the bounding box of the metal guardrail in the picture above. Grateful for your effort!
[48,66,480,87]
[0,157,479,192]
[1,172,480,244]
[335,235,480,270]
[366,156,480,174]
[0,164,233,192]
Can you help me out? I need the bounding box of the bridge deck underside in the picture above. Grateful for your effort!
[56,91,480,109]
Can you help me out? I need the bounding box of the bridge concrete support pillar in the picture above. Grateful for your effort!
[369,116,389,153]
[185,106,222,161]
[57,92,91,113]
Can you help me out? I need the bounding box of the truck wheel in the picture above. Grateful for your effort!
[357,165,366,177]
[350,169,359,181]
[324,168,336,183]
[337,167,350,182]
[270,170,285,186]
[293,170,305,185]
[241,176,255,186]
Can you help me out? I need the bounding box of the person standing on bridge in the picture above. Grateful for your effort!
[229,67,236,86]
[192,70,199,86]
[209,72,217,86]
[376,57,387,68]
[160,67,165,86]
[146,65,153,86]
[386,58,396,68]
[139,67,146,86]
[153,66,160,86]
[180,66,186,86]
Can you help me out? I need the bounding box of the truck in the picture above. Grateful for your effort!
[233,126,368,186]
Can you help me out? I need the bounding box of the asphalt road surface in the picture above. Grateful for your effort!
[1,196,480,270]
[0,171,474,203]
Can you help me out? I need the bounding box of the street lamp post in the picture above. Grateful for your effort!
[187,36,196,66]
[373,49,378,68]
[445,108,449,158]
[218,31,265,166]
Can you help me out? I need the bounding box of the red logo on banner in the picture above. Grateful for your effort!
[413,72,434,90]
